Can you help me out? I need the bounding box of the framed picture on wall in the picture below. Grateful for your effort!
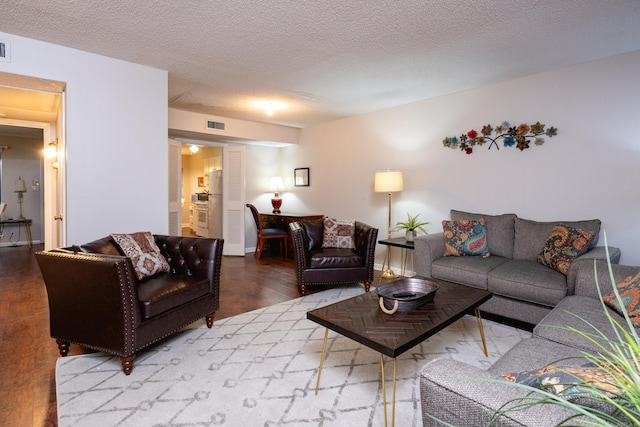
[198,176,205,187]
[294,168,310,187]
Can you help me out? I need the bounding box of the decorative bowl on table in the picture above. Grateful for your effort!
[376,277,439,315]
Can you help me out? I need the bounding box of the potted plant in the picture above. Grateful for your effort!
[393,213,430,242]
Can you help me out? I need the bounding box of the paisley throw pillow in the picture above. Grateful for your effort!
[602,271,640,327]
[537,224,594,275]
[442,219,490,257]
[111,231,170,280]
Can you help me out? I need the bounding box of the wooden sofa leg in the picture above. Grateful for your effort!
[56,339,70,357]
[120,355,135,375]
[206,313,215,328]
[364,282,371,292]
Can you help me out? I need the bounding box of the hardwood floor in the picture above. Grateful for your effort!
[0,242,383,426]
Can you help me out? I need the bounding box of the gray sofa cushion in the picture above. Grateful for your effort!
[432,255,509,289]
[534,295,638,354]
[450,210,517,259]
[488,260,568,306]
[488,336,588,375]
[512,217,601,260]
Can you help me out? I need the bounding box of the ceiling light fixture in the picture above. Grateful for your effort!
[189,144,200,153]
[265,101,278,116]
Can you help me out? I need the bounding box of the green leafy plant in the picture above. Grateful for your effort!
[491,240,640,426]
[393,213,430,234]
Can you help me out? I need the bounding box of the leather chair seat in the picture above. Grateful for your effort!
[310,248,364,268]
[137,273,210,319]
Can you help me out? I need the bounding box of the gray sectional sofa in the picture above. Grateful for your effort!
[420,259,639,426]
[414,210,621,325]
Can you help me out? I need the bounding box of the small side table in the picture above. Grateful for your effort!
[0,218,33,248]
[377,237,415,280]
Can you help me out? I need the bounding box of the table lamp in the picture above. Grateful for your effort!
[374,170,404,278]
[269,176,284,213]
[14,176,27,220]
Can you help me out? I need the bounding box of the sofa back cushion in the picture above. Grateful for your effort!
[75,235,122,255]
[513,217,601,260]
[450,210,516,259]
[300,219,324,251]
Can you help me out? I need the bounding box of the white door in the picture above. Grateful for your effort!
[168,138,182,235]
[222,145,245,255]
[46,91,66,249]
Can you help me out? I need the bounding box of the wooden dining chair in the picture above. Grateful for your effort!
[246,203,288,259]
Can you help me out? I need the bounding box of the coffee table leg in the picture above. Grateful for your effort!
[392,357,396,427]
[474,308,488,357]
[380,354,388,427]
[379,354,397,427]
[315,328,329,395]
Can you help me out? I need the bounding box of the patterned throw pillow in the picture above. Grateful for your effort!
[602,271,640,327]
[111,232,170,280]
[442,219,490,257]
[322,217,355,249]
[502,363,620,400]
[537,224,594,275]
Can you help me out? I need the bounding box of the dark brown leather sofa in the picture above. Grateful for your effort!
[35,234,223,375]
[290,220,378,295]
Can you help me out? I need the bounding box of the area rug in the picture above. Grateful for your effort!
[56,286,531,426]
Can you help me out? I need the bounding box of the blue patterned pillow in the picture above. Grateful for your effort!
[502,363,619,400]
[442,219,490,257]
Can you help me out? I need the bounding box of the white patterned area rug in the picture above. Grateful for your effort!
[56,286,531,427]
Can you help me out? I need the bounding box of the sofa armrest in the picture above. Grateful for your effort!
[290,221,311,269]
[420,359,577,426]
[414,232,444,278]
[566,246,621,295]
[573,258,639,299]
[35,250,140,355]
[354,221,378,257]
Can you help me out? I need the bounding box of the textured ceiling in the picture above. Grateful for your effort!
[3,0,640,128]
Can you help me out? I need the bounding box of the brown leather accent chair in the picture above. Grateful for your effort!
[35,234,223,375]
[290,219,378,295]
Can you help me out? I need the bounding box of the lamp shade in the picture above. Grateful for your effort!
[14,177,27,193]
[374,171,403,193]
[269,176,284,193]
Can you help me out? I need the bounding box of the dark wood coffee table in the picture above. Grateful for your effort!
[307,278,491,427]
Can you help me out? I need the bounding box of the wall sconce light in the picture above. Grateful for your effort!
[189,144,200,154]
[269,176,284,213]
[44,140,59,169]
[44,141,58,158]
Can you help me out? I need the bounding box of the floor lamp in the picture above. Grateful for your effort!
[374,170,403,279]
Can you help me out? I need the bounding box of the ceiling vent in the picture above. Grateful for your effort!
[207,120,225,130]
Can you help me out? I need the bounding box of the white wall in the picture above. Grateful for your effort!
[280,51,640,266]
[0,32,168,244]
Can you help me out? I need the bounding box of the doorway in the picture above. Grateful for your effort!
[0,75,66,249]
[0,124,44,247]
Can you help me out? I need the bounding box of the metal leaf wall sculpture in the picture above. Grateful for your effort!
[443,121,558,155]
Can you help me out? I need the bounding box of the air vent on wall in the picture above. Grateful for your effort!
[0,40,11,63]
[207,120,225,130]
